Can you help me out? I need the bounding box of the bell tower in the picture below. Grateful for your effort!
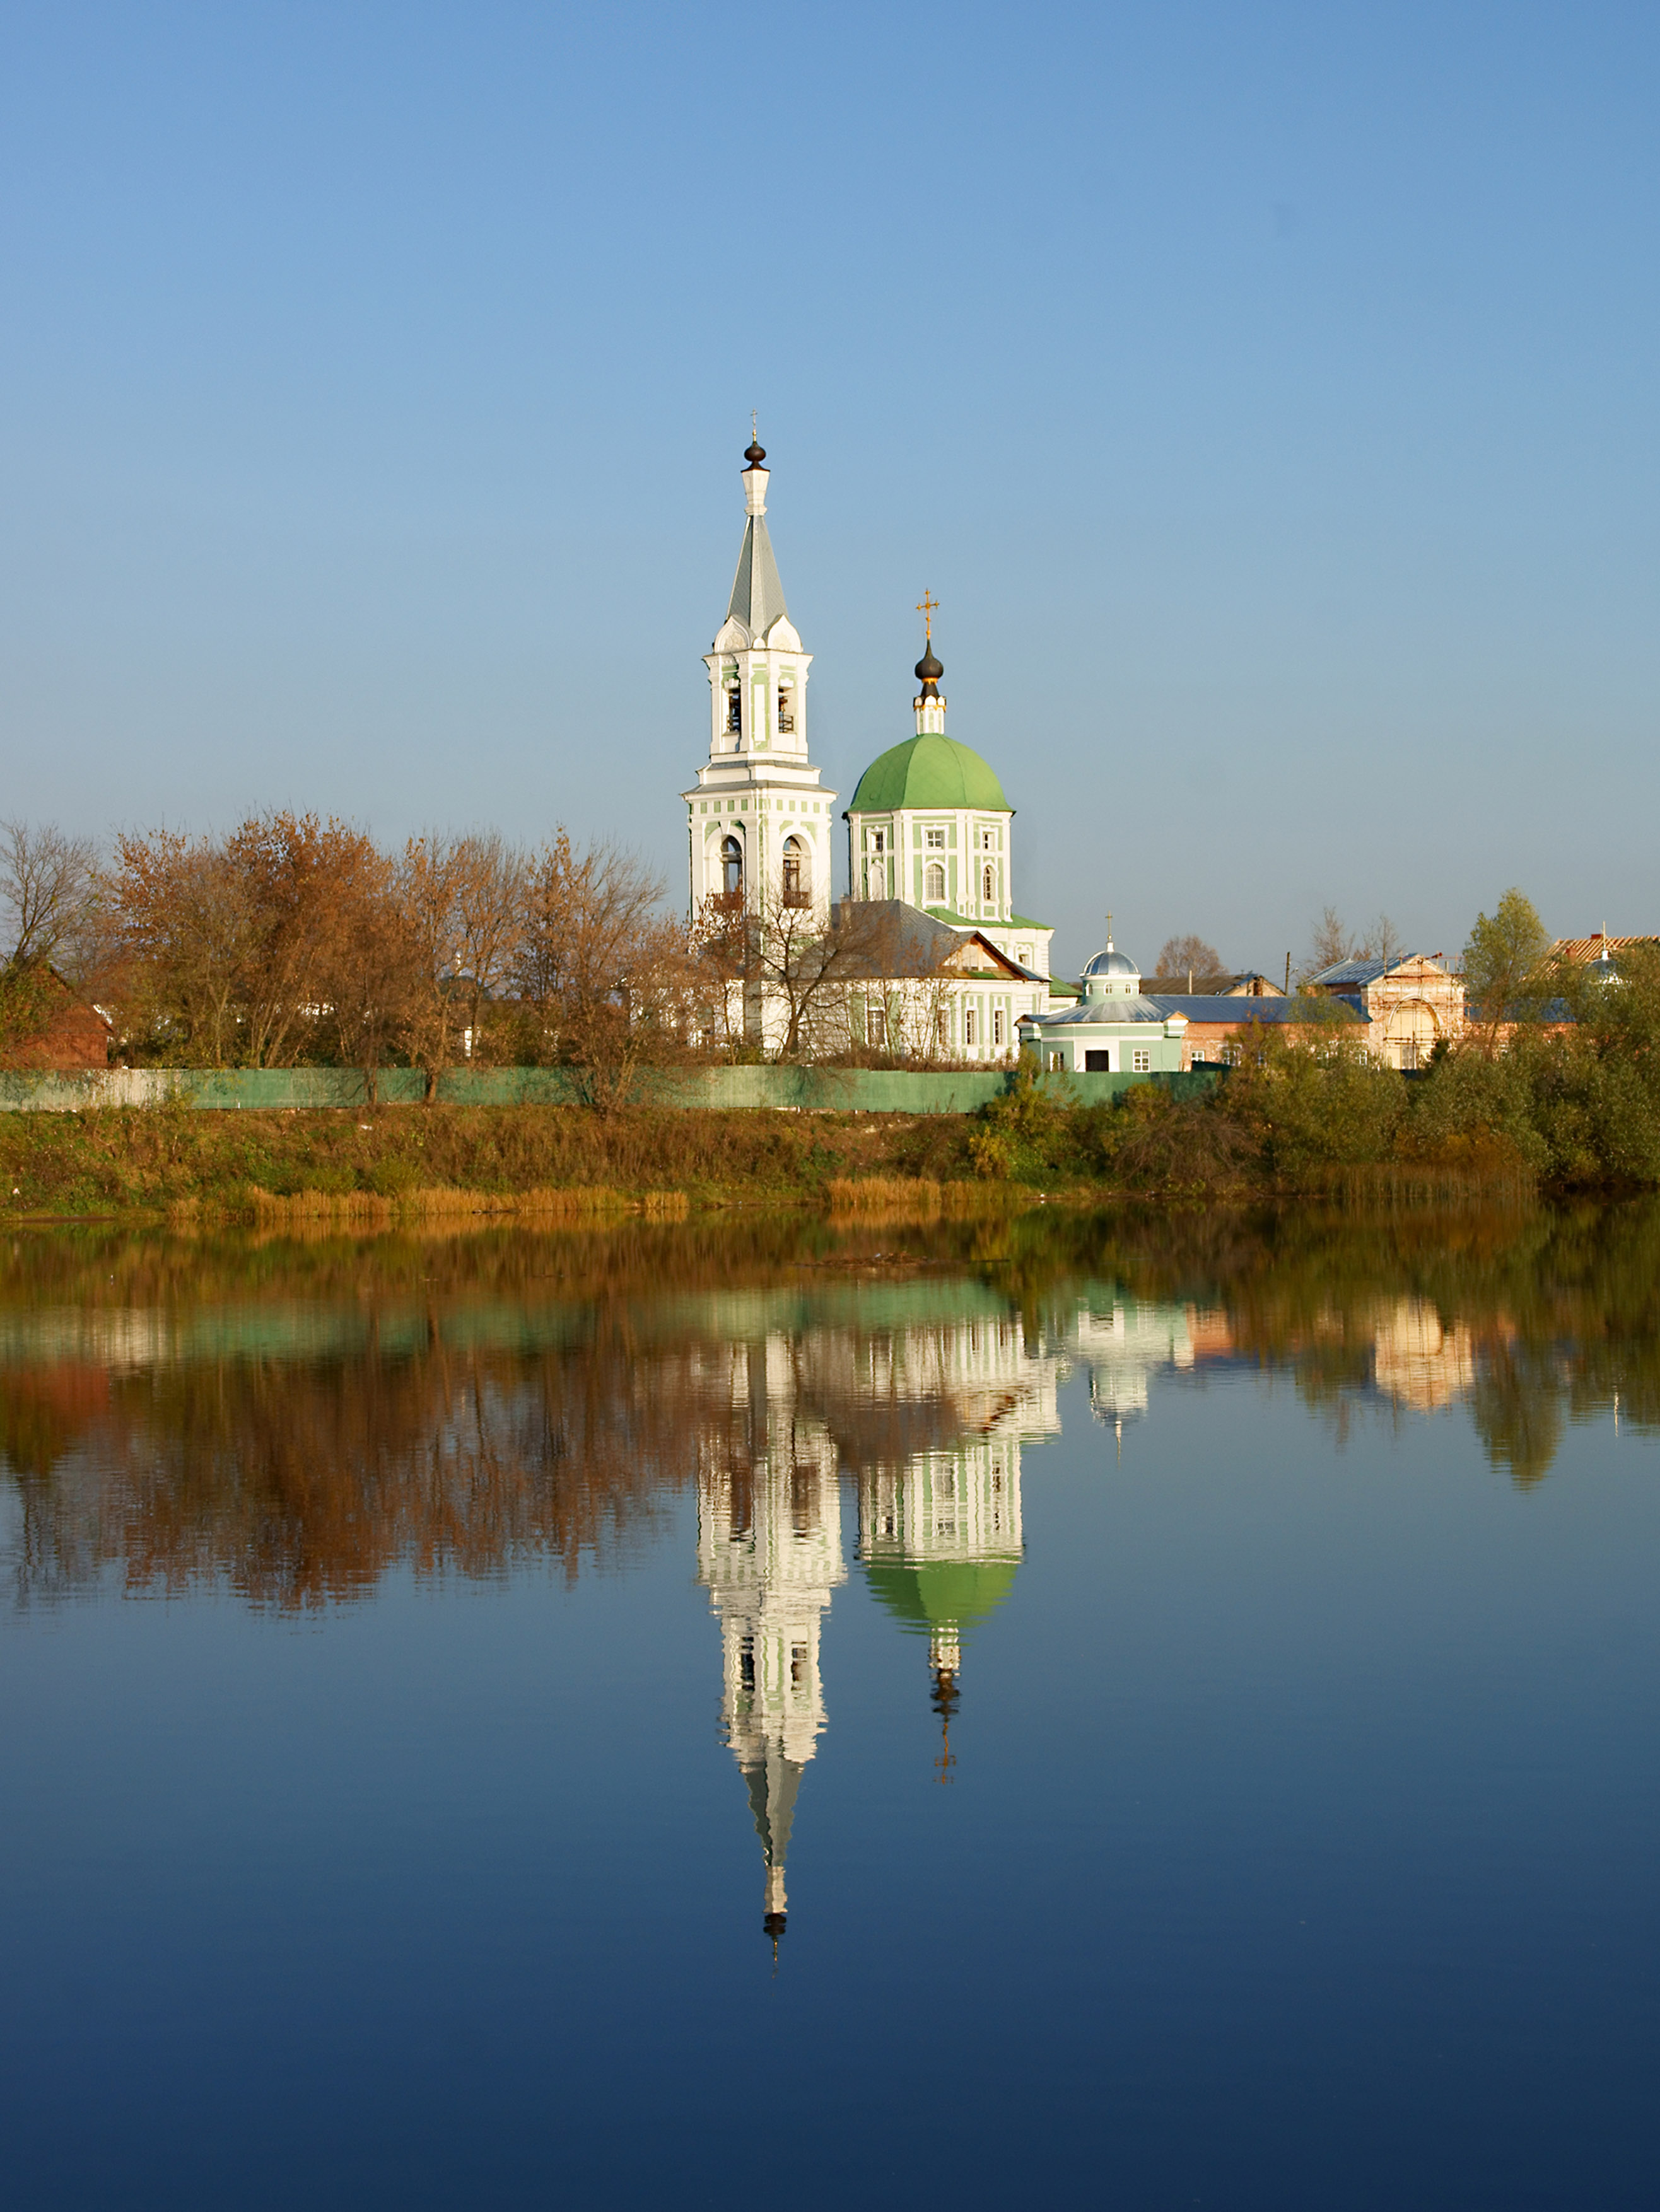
[682,439,837,925]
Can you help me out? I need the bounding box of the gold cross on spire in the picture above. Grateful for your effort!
[916,590,940,642]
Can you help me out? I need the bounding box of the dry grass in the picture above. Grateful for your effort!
[4,1102,954,1220]
[825,1175,1027,1221]
[174,1183,673,1229]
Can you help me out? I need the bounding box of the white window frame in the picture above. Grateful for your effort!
[1132,1047,1150,1073]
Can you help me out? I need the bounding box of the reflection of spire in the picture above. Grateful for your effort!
[930,1631,959,1784]
[696,1332,843,1948]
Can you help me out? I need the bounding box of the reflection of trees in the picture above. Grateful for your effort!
[6,1199,1660,1598]
[995,1198,1660,1488]
[9,1330,711,1608]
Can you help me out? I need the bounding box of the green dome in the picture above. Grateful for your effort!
[848,735,1010,815]
[864,1557,1021,1635]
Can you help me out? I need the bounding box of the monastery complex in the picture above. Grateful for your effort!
[679,438,1575,1074]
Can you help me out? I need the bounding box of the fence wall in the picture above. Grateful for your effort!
[0,1065,1222,1114]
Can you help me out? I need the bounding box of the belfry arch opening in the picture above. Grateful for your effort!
[722,835,744,899]
[782,836,810,908]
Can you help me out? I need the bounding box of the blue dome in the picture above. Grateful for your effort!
[1081,946,1140,981]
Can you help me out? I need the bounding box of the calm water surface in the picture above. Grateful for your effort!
[3,1204,1659,2209]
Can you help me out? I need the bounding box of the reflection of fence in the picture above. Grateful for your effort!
[0,1066,1223,1114]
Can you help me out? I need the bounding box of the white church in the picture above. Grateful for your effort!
[682,439,1063,1060]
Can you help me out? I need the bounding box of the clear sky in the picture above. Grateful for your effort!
[3,1,1656,976]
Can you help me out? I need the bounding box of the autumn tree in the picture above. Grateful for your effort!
[1300,907,1405,984]
[1302,906,1355,981]
[0,819,103,1055]
[111,812,407,1068]
[510,829,691,1106]
[226,813,386,1067]
[313,844,425,1103]
[399,832,528,1095]
[1154,933,1224,987]
[108,829,257,1063]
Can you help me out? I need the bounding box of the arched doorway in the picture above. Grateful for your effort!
[1384,998,1439,1070]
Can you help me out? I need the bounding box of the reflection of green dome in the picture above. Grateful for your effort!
[848,735,1010,815]
[865,1558,1020,1634]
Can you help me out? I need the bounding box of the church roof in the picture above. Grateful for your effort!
[865,1557,1022,1634]
[847,735,1010,815]
[726,513,788,639]
[1026,994,1177,1028]
[1081,946,1140,982]
[1144,994,1367,1025]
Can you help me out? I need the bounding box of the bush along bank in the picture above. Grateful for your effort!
[7,999,1660,1220]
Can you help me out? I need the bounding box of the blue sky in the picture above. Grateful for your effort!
[2,1,1656,974]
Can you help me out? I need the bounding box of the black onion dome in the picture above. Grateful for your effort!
[915,641,944,687]
[744,440,767,467]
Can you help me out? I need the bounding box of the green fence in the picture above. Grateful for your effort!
[0,1064,1222,1114]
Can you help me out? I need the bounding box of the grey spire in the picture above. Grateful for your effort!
[727,512,789,636]
[725,439,790,639]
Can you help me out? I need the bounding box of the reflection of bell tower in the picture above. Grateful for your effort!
[696,1337,844,1951]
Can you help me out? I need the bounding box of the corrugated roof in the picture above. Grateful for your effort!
[829,900,1039,982]
[1020,994,1175,1028]
[1553,934,1660,962]
[1309,954,1451,989]
[1143,972,1283,997]
[1149,994,1367,1025]
[1309,957,1391,987]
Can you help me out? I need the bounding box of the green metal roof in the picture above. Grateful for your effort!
[864,1557,1021,1633]
[923,906,1051,934]
[847,735,1011,815]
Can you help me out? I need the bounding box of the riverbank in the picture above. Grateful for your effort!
[0,1101,1019,1221]
[0,1073,1618,1223]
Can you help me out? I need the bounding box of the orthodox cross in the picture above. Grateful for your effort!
[752,407,758,444]
[916,590,940,642]
[1105,909,1113,943]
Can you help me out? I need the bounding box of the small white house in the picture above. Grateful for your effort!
[1017,938,1189,1074]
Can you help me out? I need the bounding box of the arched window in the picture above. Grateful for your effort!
[722,835,744,898]
[982,863,995,903]
[726,685,742,735]
[925,862,946,904]
[781,835,810,907]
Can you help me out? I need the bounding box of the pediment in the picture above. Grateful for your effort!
[762,615,802,651]
[712,615,751,653]
[944,932,1023,978]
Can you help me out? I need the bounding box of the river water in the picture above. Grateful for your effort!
[3,1204,1658,2209]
